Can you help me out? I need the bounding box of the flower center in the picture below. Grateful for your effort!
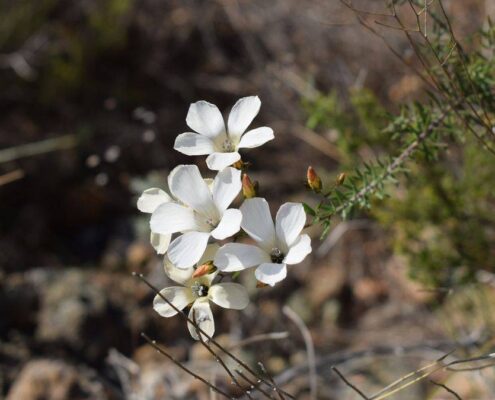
[221,138,235,152]
[205,217,218,228]
[270,248,285,264]
[191,281,209,297]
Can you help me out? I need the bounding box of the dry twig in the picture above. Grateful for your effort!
[0,169,24,186]
[0,134,77,164]
[283,306,317,400]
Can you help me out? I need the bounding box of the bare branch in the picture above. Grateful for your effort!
[193,311,253,399]
[0,169,24,186]
[0,134,77,164]
[141,333,232,399]
[283,306,317,400]
[228,332,289,351]
[236,369,276,400]
[430,379,463,400]
[258,362,285,400]
[332,366,370,399]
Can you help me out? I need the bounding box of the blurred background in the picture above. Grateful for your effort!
[1,1,494,399]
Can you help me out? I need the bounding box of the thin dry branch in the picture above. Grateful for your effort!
[141,333,232,399]
[283,306,317,400]
[342,0,495,155]
[236,369,276,400]
[193,311,253,399]
[228,332,289,351]
[0,169,24,186]
[0,134,77,163]
[332,366,370,399]
[273,332,486,387]
[258,362,285,400]
[339,0,436,90]
[430,379,462,400]
[369,352,453,400]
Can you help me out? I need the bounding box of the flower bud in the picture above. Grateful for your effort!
[192,261,216,278]
[242,174,257,198]
[306,166,322,193]
[336,172,346,185]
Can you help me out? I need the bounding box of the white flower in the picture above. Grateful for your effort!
[214,198,312,286]
[174,96,274,170]
[150,164,242,269]
[137,178,216,254]
[153,245,249,340]
[137,188,172,254]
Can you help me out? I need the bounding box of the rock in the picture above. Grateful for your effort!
[6,359,107,400]
[31,268,139,363]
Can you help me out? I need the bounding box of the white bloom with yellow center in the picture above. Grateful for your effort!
[174,96,274,170]
[153,245,249,340]
[150,165,242,269]
[214,198,312,286]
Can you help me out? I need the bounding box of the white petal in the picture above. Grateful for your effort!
[227,96,261,139]
[168,231,210,269]
[186,101,225,139]
[137,188,171,213]
[174,132,215,155]
[204,178,214,191]
[206,152,241,171]
[168,165,216,218]
[209,283,249,310]
[150,203,199,235]
[153,287,194,317]
[255,263,287,287]
[211,209,242,240]
[237,127,274,149]
[212,167,242,212]
[240,198,276,251]
[198,243,220,265]
[150,232,171,254]
[214,243,270,272]
[188,299,215,341]
[284,234,312,265]
[164,257,194,285]
[275,202,306,249]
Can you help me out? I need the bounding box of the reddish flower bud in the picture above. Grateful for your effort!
[307,166,322,193]
[242,173,257,198]
[192,261,216,278]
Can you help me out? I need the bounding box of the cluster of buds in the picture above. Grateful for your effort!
[306,166,346,194]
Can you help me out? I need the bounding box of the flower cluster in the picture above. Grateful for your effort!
[138,96,312,339]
